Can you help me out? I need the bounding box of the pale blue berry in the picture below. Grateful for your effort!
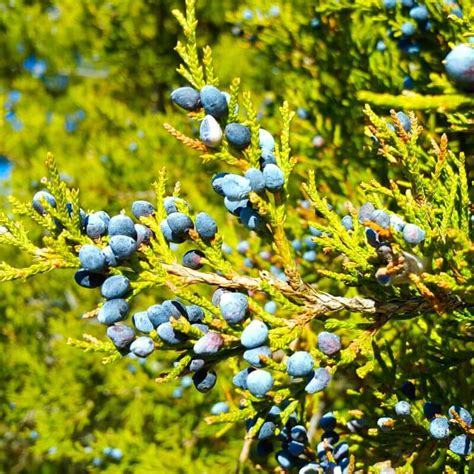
[79,245,106,272]
[263,164,285,192]
[241,320,269,349]
[286,351,314,377]
[246,369,273,397]
[98,299,130,325]
[219,292,248,324]
[130,336,154,358]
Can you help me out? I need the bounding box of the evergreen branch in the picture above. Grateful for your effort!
[242,91,262,168]
[163,123,208,151]
[160,263,465,317]
[228,77,240,123]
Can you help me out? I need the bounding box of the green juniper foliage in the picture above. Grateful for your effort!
[1,0,473,473]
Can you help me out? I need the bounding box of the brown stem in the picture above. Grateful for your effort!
[161,263,464,318]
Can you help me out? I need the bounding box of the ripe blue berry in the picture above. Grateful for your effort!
[162,299,187,319]
[200,85,228,119]
[409,5,428,22]
[276,450,295,469]
[219,292,248,323]
[237,240,250,254]
[131,200,155,219]
[245,168,265,192]
[341,215,353,231]
[263,164,285,192]
[297,107,309,119]
[211,173,229,196]
[110,235,137,259]
[246,369,274,397]
[212,287,230,306]
[79,245,106,272]
[257,420,276,440]
[157,322,186,345]
[243,345,272,368]
[195,212,217,240]
[32,190,56,215]
[102,246,118,267]
[424,402,442,419]
[449,434,472,456]
[240,207,265,231]
[365,228,380,247]
[170,86,201,111]
[160,219,185,243]
[288,440,305,456]
[182,249,205,270]
[241,320,269,349]
[74,269,106,288]
[106,325,135,350]
[319,412,337,431]
[108,215,137,239]
[193,369,217,392]
[401,22,416,36]
[101,275,130,299]
[395,401,411,417]
[317,331,341,355]
[93,210,110,226]
[210,402,229,415]
[135,224,152,245]
[98,299,130,325]
[224,123,251,150]
[189,358,205,372]
[286,351,314,377]
[130,336,154,358]
[86,213,108,239]
[403,223,425,244]
[333,442,349,462]
[292,239,302,251]
[376,40,387,52]
[186,305,205,323]
[403,75,415,89]
[193,332,224,355]
[290,425,307,442]
[370,209,390,228]
[200,115,223,148]
[264,301,277,314]
[448,405,472,425]
[147,304,169,326]
[224,197,248,215]
[396,111,411,132]
[233,367,255,389]
[429,417,450,439]
[260,148,276,167]
[132,311,154,333]
[302,250,317,262]
[259,128,275,151]
[444,44,474,91]
[358,202,375,223]
[305,368,331,393]
[163,196,189,215]
[221,174,252,201]
[390,214,406,231]
[166,212,193,238]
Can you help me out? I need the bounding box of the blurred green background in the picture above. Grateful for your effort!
[0,0,471,472]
